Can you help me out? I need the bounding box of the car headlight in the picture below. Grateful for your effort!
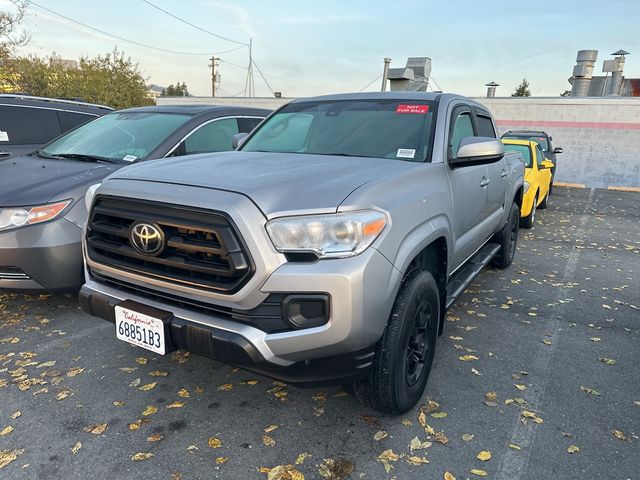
[523,181,530,193]
[0,200,72,232]
[266,210,387,259]
[85,183,101,211]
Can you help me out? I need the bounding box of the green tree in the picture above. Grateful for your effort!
[7,49,154,108]
[512,78,531,97]
[161,81,189,96]
[0,0,29,92]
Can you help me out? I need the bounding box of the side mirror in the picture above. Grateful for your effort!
[540,160,554,169]
[232,132,249,150]
[450,137,504,168]
[553,147,563,154]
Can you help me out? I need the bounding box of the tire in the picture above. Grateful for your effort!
[538,189,549,209]
[354,270,440,415]
[521,193,537,229]
[492,201,520,269]
[548,179,554,196]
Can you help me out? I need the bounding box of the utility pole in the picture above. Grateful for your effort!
[245,38,254,97]
[210,56,219,97]
[381,58,391,92]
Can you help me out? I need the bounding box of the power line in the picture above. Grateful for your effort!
[359,74,382,92]
[485,48,561,70]
[251,59,274,95]
[429,75,443,92]
[29,1,231,56]
[140,0,248,46]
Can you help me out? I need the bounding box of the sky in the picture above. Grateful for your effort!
[5,0,640,98]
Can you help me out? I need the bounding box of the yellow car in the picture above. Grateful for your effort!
[501,139,554,228]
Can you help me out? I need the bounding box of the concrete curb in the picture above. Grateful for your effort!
[554,182,586,188]
[607,186,640,192]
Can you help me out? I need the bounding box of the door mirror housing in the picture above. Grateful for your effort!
[232,132,249,150]
[540,160,554,169]
[450,137,504,168]
[553,147,563,154]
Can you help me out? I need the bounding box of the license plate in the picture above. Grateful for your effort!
[115,304,167,355]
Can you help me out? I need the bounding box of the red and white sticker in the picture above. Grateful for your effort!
[396,104,429,114]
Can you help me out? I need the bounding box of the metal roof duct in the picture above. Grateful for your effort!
[388,57,431,91]
[570,50,598,97]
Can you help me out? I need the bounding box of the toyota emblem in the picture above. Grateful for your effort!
[130,222,164,255]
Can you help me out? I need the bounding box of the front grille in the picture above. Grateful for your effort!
[92,273,292,333]
[0,266,30,280]
[86,196,253,293]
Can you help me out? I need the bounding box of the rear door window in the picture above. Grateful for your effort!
[58,111,97,132]
[476,114,496,138]
[0,106,62,145]
[183,118,240,154]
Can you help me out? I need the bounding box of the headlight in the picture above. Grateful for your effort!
[85,183,101,211]
[266,210,387,258]
[523,181,530,193]
[0,200,72,232]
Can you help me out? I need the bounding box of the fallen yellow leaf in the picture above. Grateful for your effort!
[84,423,107,435]
[470,469,488,477]
[147,434,163,442]
[0,426,14,436]
[208,437,222,449]
[444,472,456,480]
[215,456,229,464]
[459,355,479,362]
[612,430,627,441]
[264,424,279,433]
[166,401,185,409]
[477,451,492,461]
[71,442,82,454]
[295,453,311,465]
[406,456,429,465]
[10,411,21,420]
[142,405,158,416]
[149,370,168,377]
[177,388,190,398]
[263,434,276,447]
[131,452,154,461]
[0,449,24,469]
[139,382,157,391]
[113,401,125,407]
[135,357,148,365]
[217,383,233,391]
[567,445,579,454]
[509,444,522,450]
[373,430,388,441]
[514,384,527,391]
[67,367,85,377]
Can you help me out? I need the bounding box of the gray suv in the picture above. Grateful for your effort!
[0,94,112,159]
[80,92,524,413]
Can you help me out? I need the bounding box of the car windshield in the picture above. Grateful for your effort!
[503,143,532,168]
[241,99,435,162]
[504,134,549,151]
[39,111,192,163]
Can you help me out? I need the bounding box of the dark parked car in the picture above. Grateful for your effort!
[0,94,112,159]
[500,130,562,193]
[0,104,270,292]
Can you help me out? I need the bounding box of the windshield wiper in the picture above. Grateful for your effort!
[35,150,63,160]
[52,153,123,164]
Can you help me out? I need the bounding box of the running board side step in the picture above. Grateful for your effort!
[445,242,501,309]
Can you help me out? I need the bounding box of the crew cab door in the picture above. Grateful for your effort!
[446,105,491,270]
[474,109,506,233]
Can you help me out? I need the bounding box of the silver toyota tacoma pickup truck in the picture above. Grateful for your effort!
[80,92,524,414]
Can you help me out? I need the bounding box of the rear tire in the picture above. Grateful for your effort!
[492,202,520,269]
[354,270,439,415]
[521,193,537,229]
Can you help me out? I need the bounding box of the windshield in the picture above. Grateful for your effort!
[503,134,549,151]
[40,111,192,163]
[241,99,435,162]
[503,143,532,168]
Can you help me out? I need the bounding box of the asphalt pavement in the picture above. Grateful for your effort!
[1,186,638,480]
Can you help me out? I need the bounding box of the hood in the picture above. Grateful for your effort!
[107,151,420,215]
[0,155,120,207]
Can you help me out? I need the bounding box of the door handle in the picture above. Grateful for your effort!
[0,151,10,157]
[500,169,507,178]
[480,177,490,187]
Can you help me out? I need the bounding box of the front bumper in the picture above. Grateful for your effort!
[80,247,398,385]
[0,218,83,292]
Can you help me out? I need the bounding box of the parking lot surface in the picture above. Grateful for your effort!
[1,187,638,480]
